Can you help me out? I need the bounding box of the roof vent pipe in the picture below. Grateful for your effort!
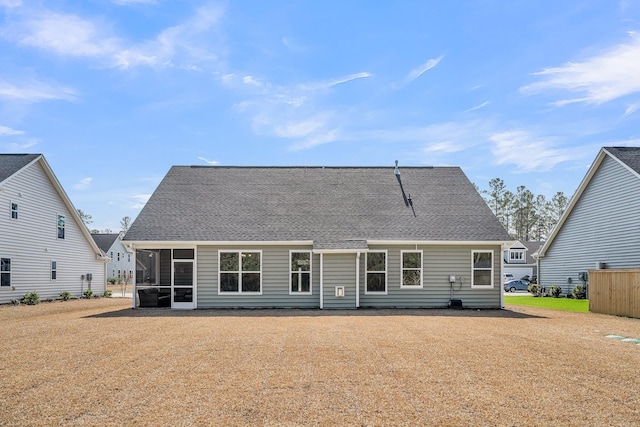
[394,160,400,176]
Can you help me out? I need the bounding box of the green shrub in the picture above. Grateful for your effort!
[527,283,541,296]
[572,285,587,299]
[59,290,72,301]
[549,285,562,298]
[82,289,94,299]
[103,289,113,297]
[107,277,118,285]
[22,291,40,305]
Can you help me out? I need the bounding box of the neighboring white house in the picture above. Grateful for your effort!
[536,147,640,293]
[0,154,108,304]
[502,241,542,282]
[92,233,134,282]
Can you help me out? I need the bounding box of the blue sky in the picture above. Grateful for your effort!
[2,1,640,231]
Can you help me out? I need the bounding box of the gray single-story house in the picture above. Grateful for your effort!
[536,146,640,293]
[123,165,512,309]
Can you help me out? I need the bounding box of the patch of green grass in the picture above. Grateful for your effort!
[504,296,589,312]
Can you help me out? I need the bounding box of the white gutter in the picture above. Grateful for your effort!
[355,251,361,308]
[319,253,324,309]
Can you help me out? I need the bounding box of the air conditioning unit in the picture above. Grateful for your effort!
[595,262,605,270]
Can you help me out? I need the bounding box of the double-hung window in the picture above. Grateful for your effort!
[401,251,423,288]
[219,251,262,294]
[290,251,311,294]
[57,215,65,239]
[472,250,494,288]
[11,203,18,219]
[51,261,57,280]
[366,251,387,294]
[1,258,10,287]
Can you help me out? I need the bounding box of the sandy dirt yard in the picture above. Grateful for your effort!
[1,298,639,426]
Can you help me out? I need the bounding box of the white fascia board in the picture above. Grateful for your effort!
[313,249,369,254]
[37,156,106,260]
[366,240,510,246]
[125,240,314,249]
[537,148,608,258]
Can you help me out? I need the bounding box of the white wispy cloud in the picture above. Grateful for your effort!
[7,139,38,151]
[0,125,24,136]
[465,101,490,112]
[521,32,640,105]
[395,56,443,88]
[2,4,224,70]
[73,177,93,190]
[0,78,77,103]
[489,130,574,172]
[299,72,372,91]
[0,0,21,8]
[198,156,219,165]
[623,103,639,117]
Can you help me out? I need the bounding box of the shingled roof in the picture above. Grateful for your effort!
[0,154,41,183]
[91,233,120,253]
[605,146,640,175]
[124,166,510,245]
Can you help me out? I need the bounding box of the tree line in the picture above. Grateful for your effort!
[478,178,569,242]
[76,209,132,234]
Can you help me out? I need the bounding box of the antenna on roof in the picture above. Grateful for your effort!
[394,160,400,176]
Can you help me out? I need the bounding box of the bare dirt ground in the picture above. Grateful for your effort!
[1,298,639,426]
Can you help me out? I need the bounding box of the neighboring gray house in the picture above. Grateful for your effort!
[0,154,108,304]
[536,147,640,293]
[91,232,134,282]
[123,165,512,309]
[503,241,542,282]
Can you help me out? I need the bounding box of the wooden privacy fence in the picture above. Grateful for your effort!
[589,269,640,319]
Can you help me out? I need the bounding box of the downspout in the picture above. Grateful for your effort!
[500,243,507,309]
[319,253,324,309]
[132,248,137,309]
[355,251,361,308]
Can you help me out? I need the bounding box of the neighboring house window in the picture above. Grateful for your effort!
[128,254,131,262]
[472,250,494,288]
[401,251,423,288]
[11,203,18,219]
[290,251,311,294]
[118,270,121,279]
[366,251,387,294]
[51,261,57,280]
[509,250,524,261]
[57,215,65,239]
[110,252,113,260]
[117,253,120,261]
[1,258,10,286]
[129,270,133,279]
[219,251,261,294]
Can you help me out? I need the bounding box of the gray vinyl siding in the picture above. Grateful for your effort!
[196,245,320,308]
[0,161,105,304]
[540,155,640,293]
[360,245,502,309]
[322,253,357,309]
[192,244,501,309]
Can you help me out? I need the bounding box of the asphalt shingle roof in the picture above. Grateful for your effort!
[605,147,640,175]
[0,154,41,183]
[124,166,511,244]
[91,233,120,253]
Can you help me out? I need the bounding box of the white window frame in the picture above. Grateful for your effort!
[11,202,18,220]
[51,260,57,281]
[400,250,423,289]
[509,250,524,261]
[365,250,387,295]
[471,250,494,289]
[1,257,11,287]
[57,214,65,239]
[218,250,263,295]
[289,251,312,295]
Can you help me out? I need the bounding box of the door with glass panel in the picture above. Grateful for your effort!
[172,249,195,309]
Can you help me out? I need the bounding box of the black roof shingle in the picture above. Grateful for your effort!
[124,166,511,244]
